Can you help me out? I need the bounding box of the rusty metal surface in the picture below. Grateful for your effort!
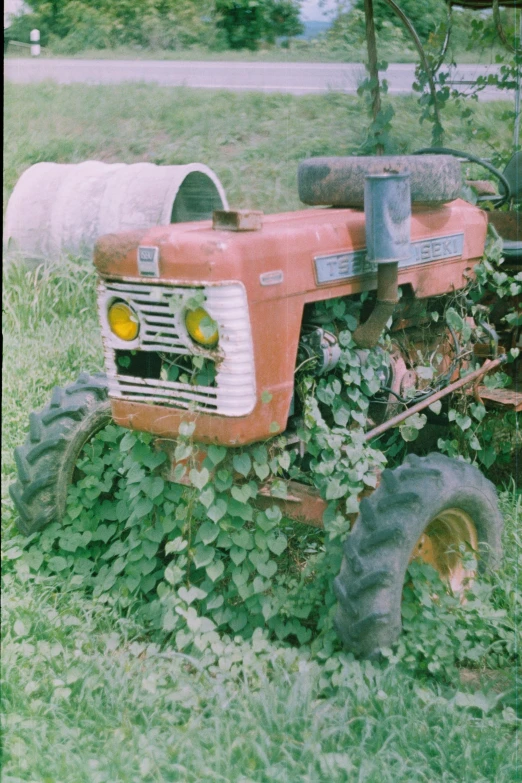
[97,200,487,446]
[212,209,263,232]
[353,262,399,348]
[364,356,507,441]
[488,211,520,243]
[467,386,522,411]
[255,481,328,528]
[467,180,498,196]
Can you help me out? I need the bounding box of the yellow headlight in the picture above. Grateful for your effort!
[108,301,139,341]
[185,307,219,348]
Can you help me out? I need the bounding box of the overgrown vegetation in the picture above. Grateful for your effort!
[5,0,516,64]
[6,0,303,54]
[2,84,520,780]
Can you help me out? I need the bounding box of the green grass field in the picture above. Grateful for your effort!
[2,83,520,782]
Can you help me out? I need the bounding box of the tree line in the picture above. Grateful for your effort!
[6,0,304,53]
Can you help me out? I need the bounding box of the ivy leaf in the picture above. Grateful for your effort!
[400,413,427,442]
[231,484,254,503]
[445,307,464,332]
[165,537,188,554]
[179,421,196,438]
[325,478,347,500]
[189,467,210,490]
[91,524,116,543]
[207,445,227,465]
[144,524,164,543]
[455,414,472,431]
[249,549,270,571]
[469,435,481,450]
[164,563,183,585]
[193,545,215,569]
[48,556,68,572]
[252,445,268,464]
[478,446,497,468]
[233,453,252,477]
[254,462,270,481]
[145,476,164,500]
[178,585,207,605]
[59,531,86,553]
[207,499,228,523]
[400,425,420,442]
[134,497,154,519]
[267,532,287,556]
[230,546,247,565]
[470,403,486,422]
[120,432,137,452]
[206,559,225,582]
[278,451,291,471]
[256,560,277,579]
[197,521,220,545]
[265,506,282,522]
[142,540,159,560]
[351,410,366,427]
[227,498,253,521]
[162,610,178,632]
[23,549,43,571]
[231,529,254,550]
[199,486,215,509]
[206,594,224,611]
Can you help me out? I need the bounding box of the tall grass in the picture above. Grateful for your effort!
[3,82,515,214]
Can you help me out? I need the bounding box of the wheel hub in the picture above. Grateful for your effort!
[410,507,478,593]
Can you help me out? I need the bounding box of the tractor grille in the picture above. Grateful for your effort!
[98,280,257,416]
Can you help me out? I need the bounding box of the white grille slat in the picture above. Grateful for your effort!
[110,382,218,405]
[142,315,179,326]
[141,335,184,346]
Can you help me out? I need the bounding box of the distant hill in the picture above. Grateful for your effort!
[296,20,332,40]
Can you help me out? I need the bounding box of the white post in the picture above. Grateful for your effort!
[30,29,40,57]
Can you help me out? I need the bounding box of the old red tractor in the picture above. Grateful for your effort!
[10,151,520,656]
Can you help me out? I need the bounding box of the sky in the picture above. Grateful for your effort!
[300,0,340,22]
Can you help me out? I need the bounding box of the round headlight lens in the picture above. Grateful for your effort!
[108,301,139,341]
[185,307,219,348]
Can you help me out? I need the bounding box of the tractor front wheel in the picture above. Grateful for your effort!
[10,373,111,536]
[334,453,503,658]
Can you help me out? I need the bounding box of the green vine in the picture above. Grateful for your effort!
[7,239,519,667]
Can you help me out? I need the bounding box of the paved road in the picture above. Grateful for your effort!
[5,58,508,100]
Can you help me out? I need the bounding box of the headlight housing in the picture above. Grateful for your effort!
[185,307,219,348]
[108,301,139,341]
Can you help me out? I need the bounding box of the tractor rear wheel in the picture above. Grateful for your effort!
[333,453,503,658]
[9,373,111,536]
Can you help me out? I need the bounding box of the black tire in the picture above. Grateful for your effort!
[333,453,503,658]
[10,373,111,536]
[298,155,462,208]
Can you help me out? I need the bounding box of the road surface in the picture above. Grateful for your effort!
[4,58,509,100]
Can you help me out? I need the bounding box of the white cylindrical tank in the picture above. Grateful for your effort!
[4,161,229,261]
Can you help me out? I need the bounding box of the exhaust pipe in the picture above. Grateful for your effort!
[353,172,411,349]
